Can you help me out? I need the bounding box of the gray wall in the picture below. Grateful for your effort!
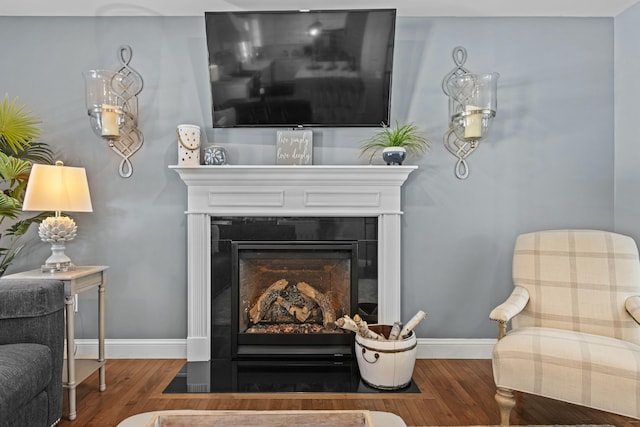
[1,15,622,342]
[615,3,640,242]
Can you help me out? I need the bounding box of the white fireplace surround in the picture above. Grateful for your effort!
[170,165,416,361]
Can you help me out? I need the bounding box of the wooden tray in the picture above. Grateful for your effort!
[146,410,374,427]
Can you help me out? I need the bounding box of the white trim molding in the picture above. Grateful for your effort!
[416,338,496,359]
[75,338,495,359]
[75,339,187,359]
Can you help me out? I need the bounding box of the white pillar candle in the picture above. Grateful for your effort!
[464,105,482,139]
[101,104,120,137]
[209,64,220,82]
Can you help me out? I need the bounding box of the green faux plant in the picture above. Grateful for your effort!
[0,94,54,276]
[359,121,431,163]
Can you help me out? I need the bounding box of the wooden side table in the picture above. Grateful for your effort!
[2,266,109,420]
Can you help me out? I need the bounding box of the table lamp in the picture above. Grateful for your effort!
[22,161,93,272]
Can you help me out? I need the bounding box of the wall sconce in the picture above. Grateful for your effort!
[22,161,93,272]
[442,47,499,179]
[83,45,143,178]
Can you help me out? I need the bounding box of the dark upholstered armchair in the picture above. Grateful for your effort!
[0,279,65,427]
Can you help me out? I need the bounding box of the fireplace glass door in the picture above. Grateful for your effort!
[233,243,357,357]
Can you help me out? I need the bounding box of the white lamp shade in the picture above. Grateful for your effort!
[23,163,93,212]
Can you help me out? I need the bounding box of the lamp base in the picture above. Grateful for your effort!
[41,262,76,273]
[41,242,76,273]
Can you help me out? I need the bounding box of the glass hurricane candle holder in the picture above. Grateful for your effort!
[447,72,500,147]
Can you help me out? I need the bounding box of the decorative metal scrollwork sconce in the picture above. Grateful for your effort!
[83,45,144,178]
[442,47,499,179]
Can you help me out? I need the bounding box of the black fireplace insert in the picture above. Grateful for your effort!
[210,217,378,359]
[233,242,357,357]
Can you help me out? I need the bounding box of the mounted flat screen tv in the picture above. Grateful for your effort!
[205,9,396,128]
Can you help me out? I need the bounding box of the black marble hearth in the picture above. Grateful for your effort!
[163,358,420,394]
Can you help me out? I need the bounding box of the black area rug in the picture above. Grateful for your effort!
[163,358,420,394]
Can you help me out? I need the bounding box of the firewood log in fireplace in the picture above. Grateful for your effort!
[295,281,337,330]
[275,296,311,322]
[248,279,337,330]
[249,279,289,324]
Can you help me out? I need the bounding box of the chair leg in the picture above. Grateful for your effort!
[495,387,516,427]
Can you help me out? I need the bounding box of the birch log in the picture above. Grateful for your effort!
[335,315,359,333]
[399,310,427,339]
[335,315,383,339]
[388,322,402,340]
[350,315,386,340]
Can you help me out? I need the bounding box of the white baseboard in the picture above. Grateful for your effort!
[416,338,496,359]
[74,338,496,360]
[74,339,187,359]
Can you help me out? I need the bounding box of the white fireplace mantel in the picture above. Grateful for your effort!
[170,165,417,361]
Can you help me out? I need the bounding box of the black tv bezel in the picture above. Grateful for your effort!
[205,8,397,129]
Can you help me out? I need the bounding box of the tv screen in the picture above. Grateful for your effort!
[205,9,396,128]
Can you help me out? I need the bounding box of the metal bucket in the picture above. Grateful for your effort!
[355,324,417,390]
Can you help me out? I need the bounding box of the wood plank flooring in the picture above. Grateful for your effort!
[57,359,640,427]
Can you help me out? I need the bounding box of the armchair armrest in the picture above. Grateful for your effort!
[0,279,65,333]
[0,279,65,427]
[0,278,65,349]
[489,286,529,339]
[626,295,640,325]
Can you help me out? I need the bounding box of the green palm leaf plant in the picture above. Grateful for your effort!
[0,95,54,276]
[0,95,42,154]
[359,121,431,164]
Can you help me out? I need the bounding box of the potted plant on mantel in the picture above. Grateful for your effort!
[0,94,54,276]
[359,121,431,165]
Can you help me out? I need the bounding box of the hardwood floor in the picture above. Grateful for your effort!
[58,359,640,427]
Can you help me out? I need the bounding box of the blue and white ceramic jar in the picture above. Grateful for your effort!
[382,147,407,165]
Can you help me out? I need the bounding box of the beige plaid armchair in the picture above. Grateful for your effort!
[490,229,640,425]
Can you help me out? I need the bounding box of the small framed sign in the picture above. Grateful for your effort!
[276,130,313,165]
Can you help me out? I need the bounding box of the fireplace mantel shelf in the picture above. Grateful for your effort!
[170,164,418,361]
[169,164,417,187]
[170,164,418,217]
